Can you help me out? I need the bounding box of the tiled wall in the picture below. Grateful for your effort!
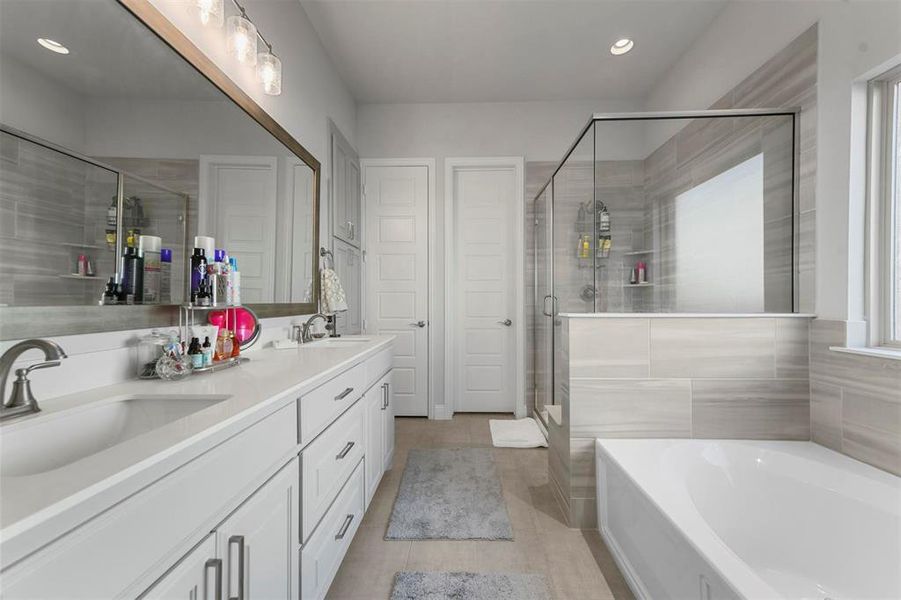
[553,315,812,528]
[810,320,901,476]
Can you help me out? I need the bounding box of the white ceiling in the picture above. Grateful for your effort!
[300,0,730,105]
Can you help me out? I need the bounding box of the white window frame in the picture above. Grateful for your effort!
[866,65,901,349]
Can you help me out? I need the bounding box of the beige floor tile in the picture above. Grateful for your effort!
[325,414,633,600]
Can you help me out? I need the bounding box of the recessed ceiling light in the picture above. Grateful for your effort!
[37,38,69,55]
[610,38,634,56]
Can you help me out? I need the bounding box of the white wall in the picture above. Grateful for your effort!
[644,0,901,321]
[84,98,288,159]
[0,54,87,153]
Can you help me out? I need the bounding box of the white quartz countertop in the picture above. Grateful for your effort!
[0,335,393,565]
[558,313,816,318]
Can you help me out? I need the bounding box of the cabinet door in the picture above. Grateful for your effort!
[333,239,362,335]
[331,125,360,247]
[382,373,395,472]
[347,159,361,245]
[364,385,384,507]
[217,457,299,600]
[141,534,219,600]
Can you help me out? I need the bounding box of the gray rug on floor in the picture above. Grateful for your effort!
[385,448,513,540]
[391,572,550,600]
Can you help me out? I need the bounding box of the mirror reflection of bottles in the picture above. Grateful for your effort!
[120,246,144,304]
[188,236,241,307]
[139,235,162,304]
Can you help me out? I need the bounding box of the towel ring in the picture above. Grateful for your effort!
[319,247,335,269]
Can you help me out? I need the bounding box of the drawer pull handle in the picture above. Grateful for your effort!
[381,382,389,410]
[228,535,245,600]
[205,558,223,600]
[335,514,355,540]
[334,387,354,401]
[336,441,355,459]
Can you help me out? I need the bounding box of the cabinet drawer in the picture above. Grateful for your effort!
[300,460,364,600]
[365,348,392,390]
[1,403,296,600]
[301,400,364,541]
[298,362,365,446]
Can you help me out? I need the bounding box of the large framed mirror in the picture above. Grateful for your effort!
[0,0,321,339]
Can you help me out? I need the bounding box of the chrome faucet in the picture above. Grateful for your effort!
[300,313,330,343]
[0,339,67,421]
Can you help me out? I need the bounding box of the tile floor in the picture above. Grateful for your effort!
[326,413,634,600]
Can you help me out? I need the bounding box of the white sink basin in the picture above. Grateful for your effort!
[0,395,228,477]
[305,337,371,348]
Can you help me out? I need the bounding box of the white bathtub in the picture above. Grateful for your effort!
[595,439,901,600]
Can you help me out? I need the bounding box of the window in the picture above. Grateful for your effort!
[868,66,901,348]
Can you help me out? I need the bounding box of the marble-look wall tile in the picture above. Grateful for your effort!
[809,319,901,475]
[570,378,692,438]
[810,380,843,451]
[569,438,597,499]
[775,318,810,378]
[841,387,901,476]
[649,318,776,378]
[569,319,649,378]
[692,379,810,439]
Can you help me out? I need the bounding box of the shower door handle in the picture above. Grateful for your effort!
[542,295,554,317]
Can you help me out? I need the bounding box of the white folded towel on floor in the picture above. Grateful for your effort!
[320,267,348,314]
[489,418,548,448]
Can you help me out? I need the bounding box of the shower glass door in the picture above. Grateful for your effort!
[533,186,553,424]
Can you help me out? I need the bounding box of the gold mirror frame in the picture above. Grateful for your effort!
[0,0,321,340]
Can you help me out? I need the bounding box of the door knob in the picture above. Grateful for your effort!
[498,319,512,326]
[409,320,426,328]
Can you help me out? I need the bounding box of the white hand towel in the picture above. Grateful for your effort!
[320,267,348,315]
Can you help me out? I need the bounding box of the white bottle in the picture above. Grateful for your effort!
[229,257,241,305]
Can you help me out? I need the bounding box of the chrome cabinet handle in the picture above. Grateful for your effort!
[335,514,354,540]
[497,319,512,326]
[409,321,426,328]
[336,441,355,459]
[227,535,245,600]
[381,382,388,410]
[334,387,354,401]
[205,558,223,600]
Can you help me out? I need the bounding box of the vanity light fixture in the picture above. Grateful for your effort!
[37,38,69,55]
[257,46,282,96]
[195,0,224,28]
[227,7,257,66]
[610,38,634,56]
[194,0,284,94]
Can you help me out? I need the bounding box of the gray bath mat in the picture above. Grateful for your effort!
[391,572,550,600]
[385,448,513,540]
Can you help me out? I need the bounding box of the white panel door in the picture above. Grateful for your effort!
[364,164,429,417]
[199,155,277,303]
[450,165,517,413]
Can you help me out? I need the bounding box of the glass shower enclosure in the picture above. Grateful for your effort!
[532,110,799,425]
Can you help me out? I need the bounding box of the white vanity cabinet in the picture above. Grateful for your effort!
[142,534,219,600]
[364,371,395,506]
[0,340,394,600]
[216,458,299,600]
[143,457,298,600]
